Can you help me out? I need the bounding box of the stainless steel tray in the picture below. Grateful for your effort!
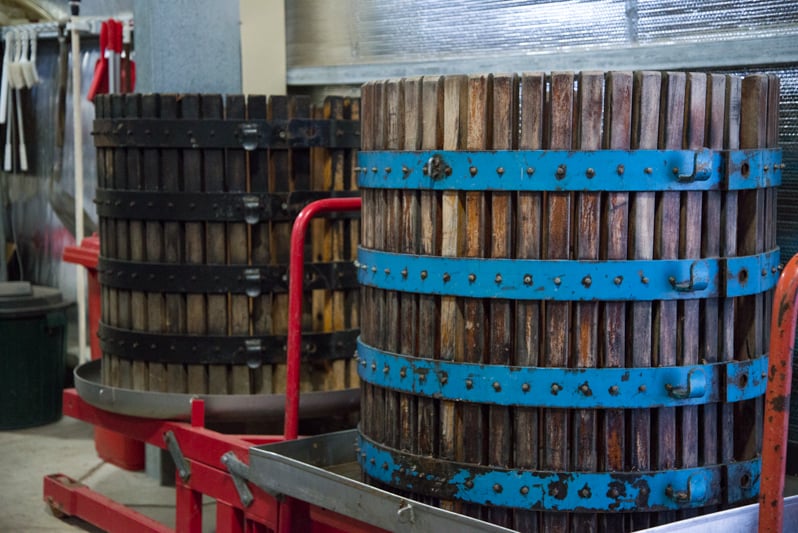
[74,360,359,421]
[248,429,515,532]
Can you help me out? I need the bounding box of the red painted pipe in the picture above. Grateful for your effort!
[759,253,798,533]
[284,197,362,441]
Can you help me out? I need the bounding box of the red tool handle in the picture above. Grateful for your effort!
[284,197,362,441]
[759,254,798,533]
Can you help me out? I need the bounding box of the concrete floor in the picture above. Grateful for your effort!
[0,416,213,532]
[3,412,798,532]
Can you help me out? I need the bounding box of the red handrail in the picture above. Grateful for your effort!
[759,253,798,532]
[284,197,362,441]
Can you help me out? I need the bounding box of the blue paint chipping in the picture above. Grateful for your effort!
[357,148,781,192]
[356,339,767,408]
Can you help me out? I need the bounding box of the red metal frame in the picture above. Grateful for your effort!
[759,253,798,533]
[44,198,366,533]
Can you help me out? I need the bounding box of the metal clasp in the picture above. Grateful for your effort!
[670,260,710,292]
[667,367,707,400]
[678,148,713,182]
[243,268,262,297]
[236,122,262,151]
[423,154,451,180]
[244,338,262,369]
[242,195,262,225]
[667,474,708,504]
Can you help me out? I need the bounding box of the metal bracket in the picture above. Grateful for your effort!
[98,258,359,295]
[98,322,359,366]
[356,338,767,408]
[357,431,760,512]
[357,148,782,191]
[356,247,780,301]
[93,118,361,149]
[163,431,190,483]
[220,452,255,507]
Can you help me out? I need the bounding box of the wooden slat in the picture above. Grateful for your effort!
[399,77,422,457]
[346,96,361,389]
[160,94,184,393]
[96,96,113,387]
[248,95,273,395]
[360,82,375,450]
[543,71,573,533]
[181,94,208,394]
[487,72,516,528]
[226,94,251,395]
[629,70,661,531]
[602,71,632,533]
[514,72,544,533]
[572,71,603,532]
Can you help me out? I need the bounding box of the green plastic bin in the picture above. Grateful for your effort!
[0,281,71,429]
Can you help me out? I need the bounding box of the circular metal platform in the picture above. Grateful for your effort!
[74,360,359,422]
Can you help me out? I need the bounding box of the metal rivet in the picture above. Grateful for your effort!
[764,165,769,172]
[493,484,503,493]
[371,362,377,371]
[443,273,451,282]
[370,458,376,465]
[520,486,529,495]
[440,374,448,385]
[580,487,591,498]
[361,452,366,459]
[419,374,426,383]
[609,385,620,395]
[762,268,768,277]
[361,265,367,271]
[609,488,619,498]
[465,379,473,390]
[400,368,407,378]
[420,270,428,280]
[586,168,595,178]
[402,165,410,175]
[371,167,378,173]
[522,383,530,392]
[371,266,377,273]
[551,383,562,394]
[672,167,679,175]
[497,167,505,175]
[468,273,477,282]
[556,164,566,178]
[641,276,649,284]
[526,167,535,175]
[401,269,408,278]
[582,275,592,287]
[614,276,623,285]
[553,277,562,286]
[772,266,778,274]
[384,268,391,275]
[385,167,392,174]
[465,480,474,489]
[523,274,533,285]
[644,167,653,174]
[617,164,625,175]
[445,166,452,176]
[469,166,478,176]
[665,383,674,392]
[493,381,501,392]
[580,384,591,394]
[495,274,503,284]
[383,462,389,470]
[383,365,389,374]
[361,359,367,367]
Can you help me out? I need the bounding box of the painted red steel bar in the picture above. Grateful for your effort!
[285,197,363,440]
[43,474,171,533]
[759,253,798,533]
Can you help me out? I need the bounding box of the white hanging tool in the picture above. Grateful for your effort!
[27,30,40,86]
[15,82,27,172]
[0,31,12,125]
[3,77,13,172]
[19,30,36,88]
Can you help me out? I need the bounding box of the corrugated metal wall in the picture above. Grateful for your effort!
[286,0,798,464]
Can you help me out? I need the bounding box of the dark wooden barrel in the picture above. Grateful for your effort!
[356,72,781,531]
[93,93,360,403]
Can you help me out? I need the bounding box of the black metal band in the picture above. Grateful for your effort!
[98,258,358,294]
[98,322,358,365]
[94,189,360,223]
[92,118,361,149]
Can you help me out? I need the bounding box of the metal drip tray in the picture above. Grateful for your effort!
[247,429,514,532]
[74,360,359,421]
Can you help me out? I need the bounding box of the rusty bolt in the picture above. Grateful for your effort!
[586,168,595,178]
[609,488,619,498]
[641,276,649,284]
[617,164,625,175]
[551,383,562,394]
[522,383,531,392]
[493,484,503,493]
[644,167,653,174]
[672,167,680,175]
[582,275,592,288]
[420,270,428,280]
[445,166,452,176]
[465,480,474,489]
[443,273,451,282]
[493,381,502,392]
[520,486,530,495]
[556,165,566,178]
[468,273,477,282]
[497,167,505,175]
[523,274,533,285]
[614,276,623,285]
[609,385,620,395]
[639,384,647,392]
[526,167,535,175]
[465,379,474,390]
[469,166,478,176]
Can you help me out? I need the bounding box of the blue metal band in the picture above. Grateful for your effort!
[356,432,760,511]
[357,148,782,191]
[357,248,780,301]
[356,339,767,408]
